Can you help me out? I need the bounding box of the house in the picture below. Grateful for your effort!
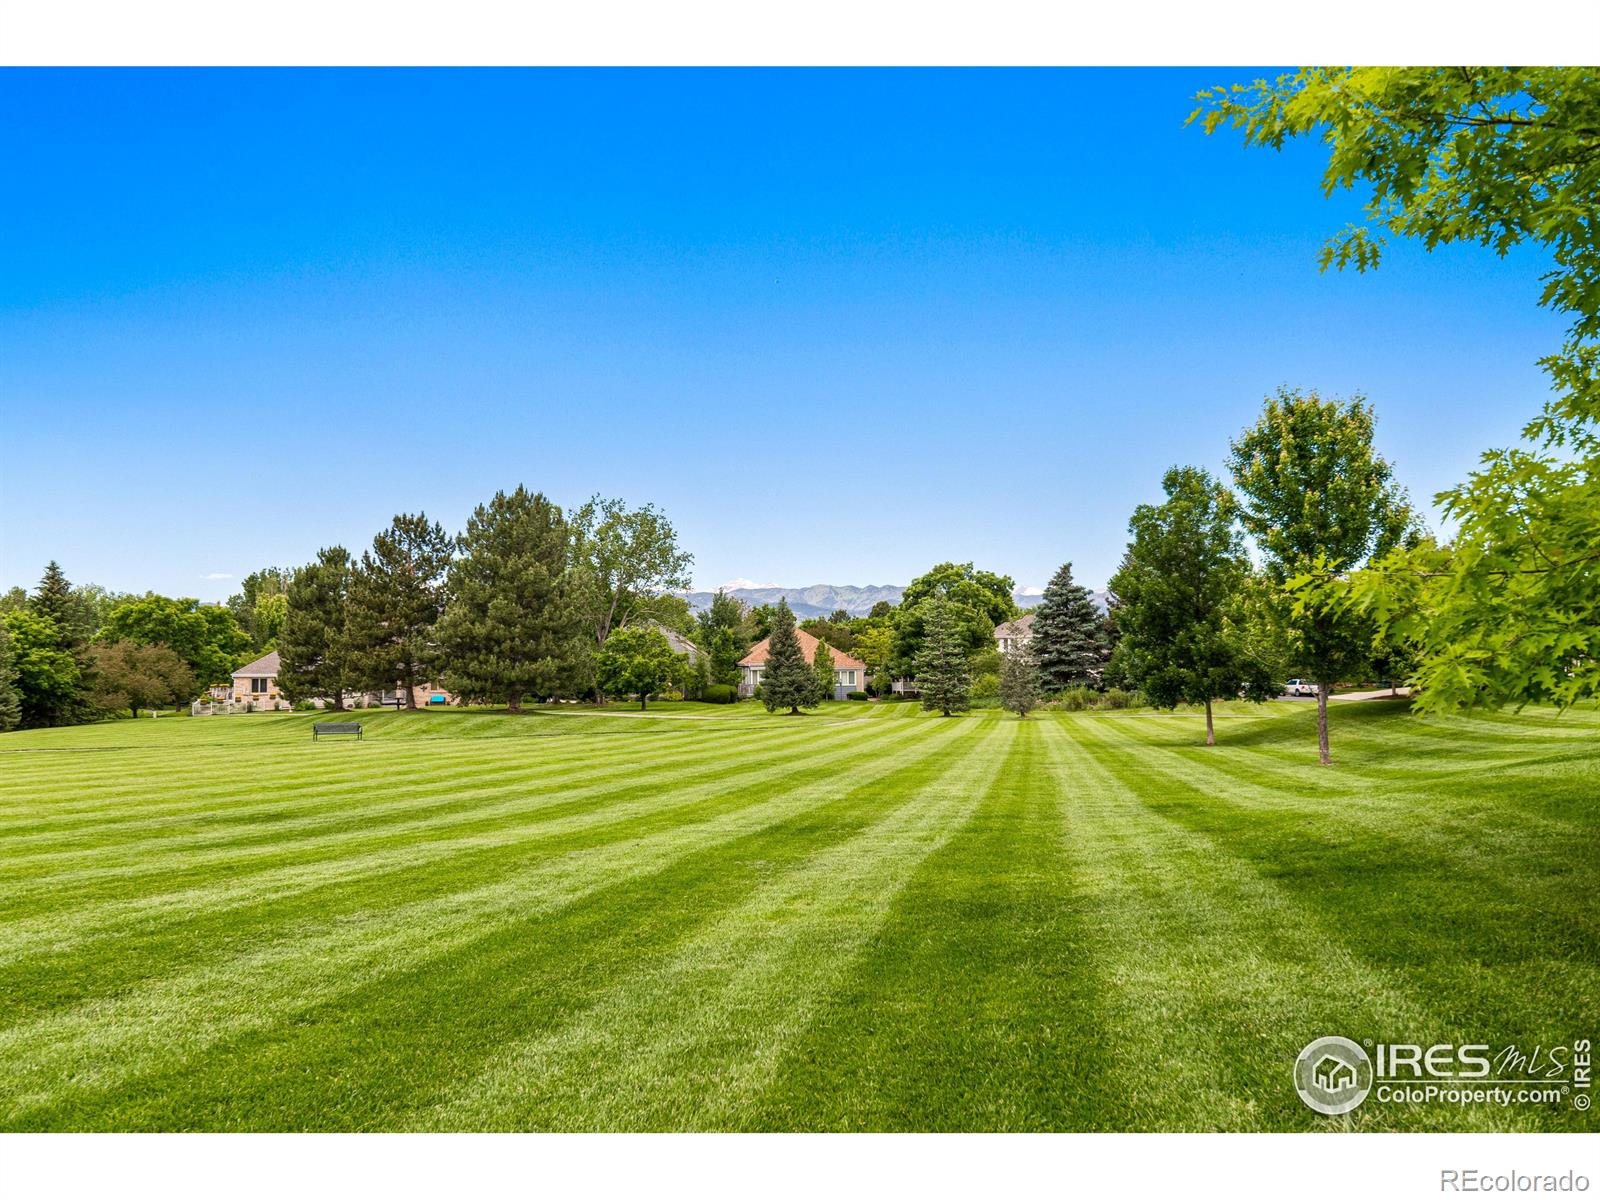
[995,612,1036,654]
[1313,1055,1357,1093]
[650,623,701,663]
[228,650,457,710]
[231,650,290,710]
[739,629,867,700]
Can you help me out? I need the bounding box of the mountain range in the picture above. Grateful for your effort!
[678,583,1109,620]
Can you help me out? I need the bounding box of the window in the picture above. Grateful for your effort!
[251,677,269,694]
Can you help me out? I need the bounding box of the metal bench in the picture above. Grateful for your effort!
[312,722,363,741]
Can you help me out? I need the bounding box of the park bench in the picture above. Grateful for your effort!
[312,722,363,741]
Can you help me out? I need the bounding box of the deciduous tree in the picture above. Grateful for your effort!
[1195,68,1600,714]
[570,497,694,668]
[1108,467,1279,745]
[893,562,1017,672]
[4,610,81,727]
[594,626,677,710]
[1227,389,1412,762]
[89,640,195,717]
[812,639,836,704]
[101,595,251,687]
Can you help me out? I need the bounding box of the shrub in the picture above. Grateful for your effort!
[700,684,737,704]
[971,671,1000,700]
[846,690,870,701]
[1100,687,1135,710]
[293,699,317,712]
[1056,686,1093,712]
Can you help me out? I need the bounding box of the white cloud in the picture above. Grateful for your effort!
[717,578,781,591]
[1017,586,1044,597]
[201,572,233,580]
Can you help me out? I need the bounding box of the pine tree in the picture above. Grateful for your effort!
[28,561,92,722]
[31,561,88,647]
[436,487,583,711]
[279,547,353,709]
[999,644,1041,718]
[344,514,453,709]
[0,617,22,732]
[914,598,971,716]
[1031,562,1105,691]
[760,599,814,714]
[812,639,836,704]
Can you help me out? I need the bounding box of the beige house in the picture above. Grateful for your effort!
[739,629,867,700]
[231,651,290,709]
[995,612,1036,655]
[228,650,457,710]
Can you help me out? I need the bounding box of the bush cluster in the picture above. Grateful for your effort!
[700,684,737,704]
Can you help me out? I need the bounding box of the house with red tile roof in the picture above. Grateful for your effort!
[738,629,867,700]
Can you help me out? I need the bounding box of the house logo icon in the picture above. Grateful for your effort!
[1294,1036,1373,1115]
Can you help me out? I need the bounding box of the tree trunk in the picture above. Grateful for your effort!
[1204,697,1215,746]
[403,662,417,710]
[1317,683,1332,765]
[508,694,521,713]
[331,691,344,712]
[640,694,647,710]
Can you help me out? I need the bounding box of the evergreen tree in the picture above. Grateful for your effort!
[0,617,21,732]
[697,590,747,687]
[1108,467,1280,746]
[28,561,92,721]
[812,639,836,704]
[279,547,353,709]
[436,487,583,711]
[1031,562,1105,691]
[760,599,814,714]
[914,598,971,716]
[999,644,1041,718]
[344,513,453,709]
[707,628,743,688]
[31,561,89,648]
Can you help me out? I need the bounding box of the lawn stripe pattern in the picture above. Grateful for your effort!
[0,701,1593,1131]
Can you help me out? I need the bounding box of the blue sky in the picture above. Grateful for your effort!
[0,68,1559,599]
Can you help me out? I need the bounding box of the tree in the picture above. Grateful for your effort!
[1227,389,1413,763]
[759,599,814,714]
[278,547,353,709]
[800,613,855,654]
[31,561,90,648]
[570,497,694,676]
[1108,467,1280,746]
[1030,562,1105,691]
[594,626,677,710]
[853,623,894,688]
[4,610,81,727]
[436,487,583,711]
[915,598,972,716]
[999,644,1041,719]
[101,595,251,687]
[812,639,836,704]
[88,641,195,717]
[228,568,291,651]
[343,513,453,708]
[0,618,21,732]
[697,590,748,687]
[893,562,1018,672]
[1194,68,1600,714]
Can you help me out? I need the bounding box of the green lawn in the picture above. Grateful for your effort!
[0,700,1594,1131]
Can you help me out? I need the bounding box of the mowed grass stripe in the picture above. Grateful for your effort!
[38,721,986,1130]
[0,713,939,970]
[0,714,881,871]
[419,719,1008,1132]
[0,717,791,833]
[0,717,964,1124]
[1055,717,1555,1131]
[739,718,1112,1130]
[1078,714,1600,1091]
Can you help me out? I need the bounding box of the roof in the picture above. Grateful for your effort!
[739,627,867,670]
[648,622,699,659]
[994,612,1036,639]
[232,650,280,678]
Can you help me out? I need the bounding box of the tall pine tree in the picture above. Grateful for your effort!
[760,598,814,714]
[279,546,353,709]
[1030,562,1105,691]
[437,487,583,711]
[914,597,971,716]
[344,514,453,709]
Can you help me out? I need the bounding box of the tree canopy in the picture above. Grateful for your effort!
[101,595,251,687]
[759,599,814,715]
[343,513,453,706]
[894,561,1017,672]
[914,597,972,717]
[595,626,678,710]
[1029,562,1105,691]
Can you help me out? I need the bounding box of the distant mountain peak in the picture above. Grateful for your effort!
[679,581,1107,619]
